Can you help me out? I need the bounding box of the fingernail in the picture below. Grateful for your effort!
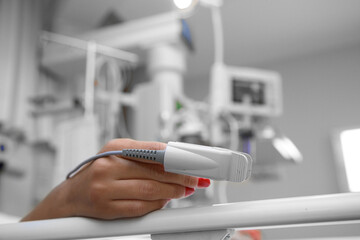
[197,178,211,188]
[185,187,195,197]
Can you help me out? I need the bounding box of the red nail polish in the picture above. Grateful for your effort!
[185,187,195,197]
[197,178,211,188]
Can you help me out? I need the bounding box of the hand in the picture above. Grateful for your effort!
[21,139,210,221]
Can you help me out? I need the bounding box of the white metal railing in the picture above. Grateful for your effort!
[0,193,360,240]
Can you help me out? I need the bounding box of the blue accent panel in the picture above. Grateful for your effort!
[243,140,251,154]
[181,19,194,51]
[0,144,5,152]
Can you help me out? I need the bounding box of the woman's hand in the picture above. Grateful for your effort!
[21,139,210,221]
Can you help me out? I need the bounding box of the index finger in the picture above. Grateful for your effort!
[101,139,166,152]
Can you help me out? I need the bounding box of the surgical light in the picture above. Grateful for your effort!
[173,0,196,10]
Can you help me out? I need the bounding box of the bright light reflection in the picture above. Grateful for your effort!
[272,137,303,163]
[173,0,194,9]
[340,128,360,192]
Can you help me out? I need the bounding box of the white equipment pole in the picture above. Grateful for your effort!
[1,193,360,239]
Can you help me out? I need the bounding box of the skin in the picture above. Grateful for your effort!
[21,139,207,221]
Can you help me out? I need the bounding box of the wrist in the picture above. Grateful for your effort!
[21,180,74,221]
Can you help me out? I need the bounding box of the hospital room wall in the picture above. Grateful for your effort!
[256,42,360,198]
[185,43,360,238]
[185,42,360,200]
[260,42,360,198]
[251,43,360,240]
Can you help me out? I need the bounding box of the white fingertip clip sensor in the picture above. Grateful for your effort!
[164,142,252,182]
[68,142,252,182]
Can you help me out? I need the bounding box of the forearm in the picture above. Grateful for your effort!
[21,181,73,222]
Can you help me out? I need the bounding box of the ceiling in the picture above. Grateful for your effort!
[52,0,360,78]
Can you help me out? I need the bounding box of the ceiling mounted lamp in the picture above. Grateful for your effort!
[173,0,197,10]
[173,0,223,12]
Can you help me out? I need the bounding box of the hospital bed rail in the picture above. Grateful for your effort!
[0,192,360,240]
